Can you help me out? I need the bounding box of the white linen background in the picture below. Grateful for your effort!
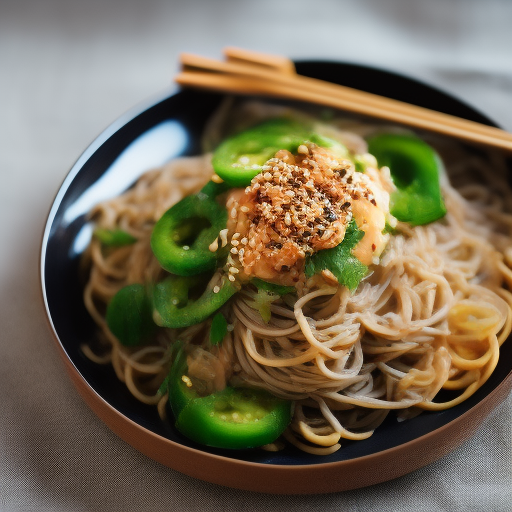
[1,0,512,510]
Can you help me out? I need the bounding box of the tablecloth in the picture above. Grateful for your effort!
[1,0,512,510]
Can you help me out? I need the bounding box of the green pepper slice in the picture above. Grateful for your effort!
[198,179,232,199]
[151,187,227,276]
[252,278,296,296]
[210,312,228,346]
[106,283,157,346]
[367,133,447,226]
[94,228,137,247]
[153,274,238,329]
[212,118,347,187]
[167,347,292,449]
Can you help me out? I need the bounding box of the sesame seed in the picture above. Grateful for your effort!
[213,286,220,294]
[208,238,219,252]
[211,173,224,184]
[219,229,228,247]
[181,375,193,388]
[321,269,338,285]
[228,275,236,282]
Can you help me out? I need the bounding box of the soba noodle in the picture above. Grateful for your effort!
[82,102,512,454]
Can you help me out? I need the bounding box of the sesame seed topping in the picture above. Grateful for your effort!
[225,144,381,284]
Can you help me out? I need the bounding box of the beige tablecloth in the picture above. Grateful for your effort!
[2,0,512,510]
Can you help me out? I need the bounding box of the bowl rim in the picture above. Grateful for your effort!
[40,60,512,494]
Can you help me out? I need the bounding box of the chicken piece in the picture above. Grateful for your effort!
[226,144,392,285]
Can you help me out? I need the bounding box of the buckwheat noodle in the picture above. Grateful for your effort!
[82,104,512,455]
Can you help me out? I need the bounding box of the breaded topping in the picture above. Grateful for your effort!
[226,144,387,285]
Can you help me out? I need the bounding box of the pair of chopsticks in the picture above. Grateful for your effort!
[175,47,512,152]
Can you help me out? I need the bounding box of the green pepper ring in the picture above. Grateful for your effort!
[367,133,447,226]
[168,347,293,450]
[153,275,238,329]
[151,193,228,276]
[212,118,348,188]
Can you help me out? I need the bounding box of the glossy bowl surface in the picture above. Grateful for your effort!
[41,61,512,493]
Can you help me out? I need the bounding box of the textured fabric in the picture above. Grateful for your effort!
[1,0,512,510]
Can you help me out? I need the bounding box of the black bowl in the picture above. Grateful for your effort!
[40,61,512,493]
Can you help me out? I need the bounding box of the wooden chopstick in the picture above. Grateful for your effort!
[180,53,512,144]
[223,46,296,75]
[176,52,512,152]
[223,49,488,134]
